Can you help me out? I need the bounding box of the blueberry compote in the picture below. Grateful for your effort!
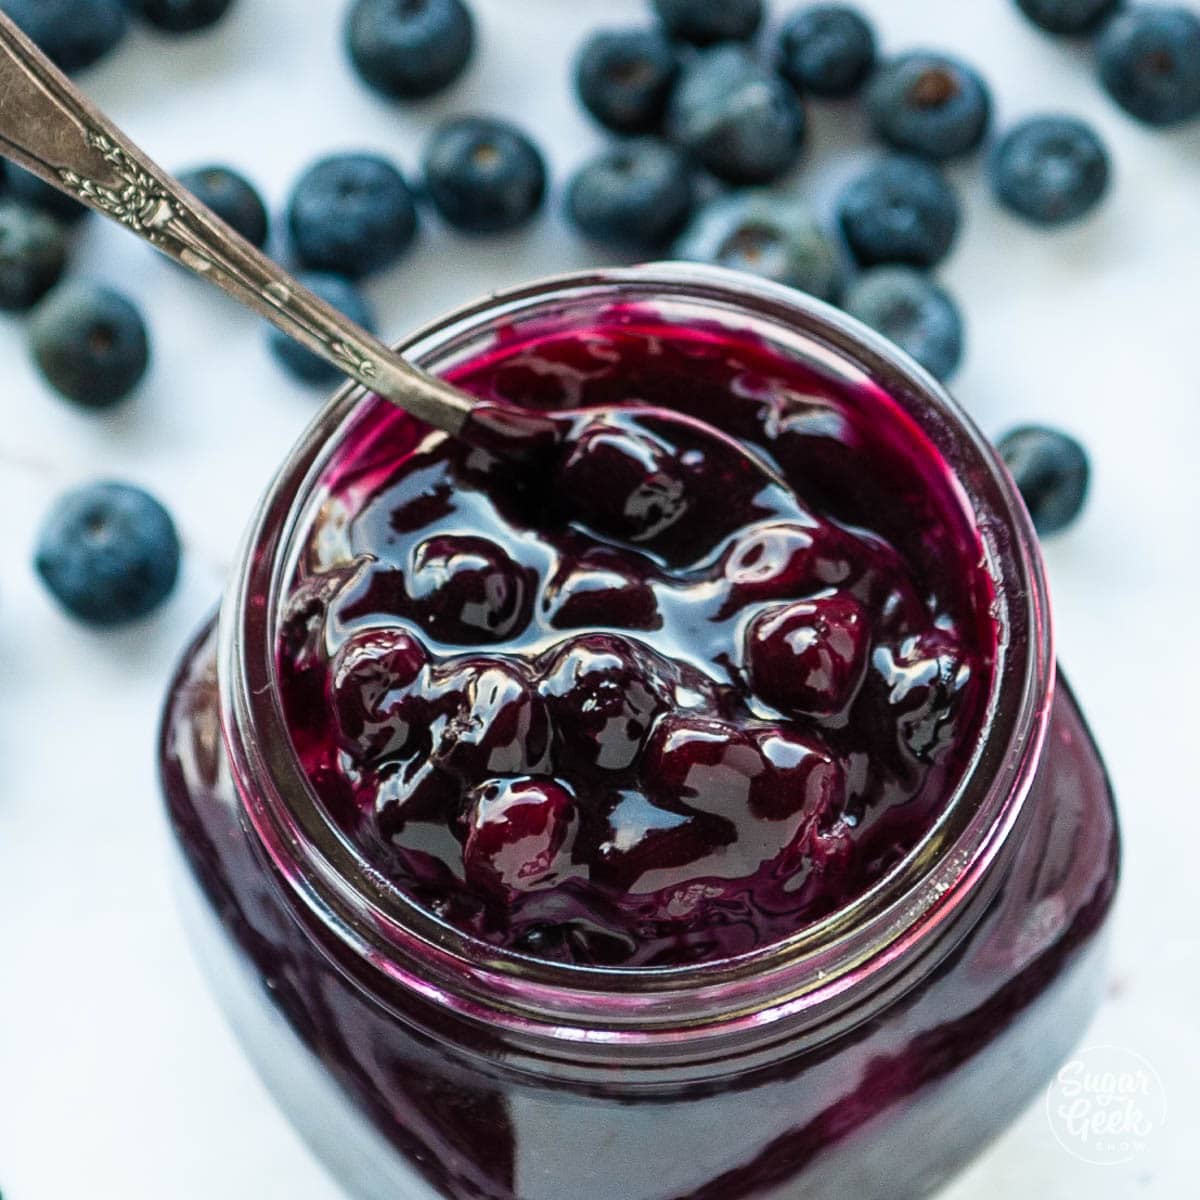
[277,313,996,967]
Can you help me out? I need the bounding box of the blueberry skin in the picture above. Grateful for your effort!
[269,272,376,386]
[422,117,547,234]
[1,0,127,72]
[288,153,418,278]
[30,281,150,408]
[667,45,807,185]
[1097,6,1200,126]
[844,267,964,382]
[129,0,233,32]
[345,0,474,101]
[1016,0,1121,35]
[652,0,763,46]
[567,140,694,254]
[997,425,1090,535]
[673,190,843,301]
[177,165,268,248]
[837,155,960,268]
[990,116,1110,225]
[574,28,679,134]
[777,5,877,98]
[6,163,89,224]
[0,202,68,312]
[866,51,992,161]
[35,481,180,626]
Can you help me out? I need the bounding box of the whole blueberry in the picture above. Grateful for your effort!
[269,271,375,386]
[422,117,547,234]
[837,155,960,268]
[997,425,1090,535]
[35,481,180,625]
[844,267,964,382]
[6,164,89,224]
[288,153,418,278]
[177,165,269,248]
[566,139,695,253]
[574,27,679,134]
[667,45,807,185]
[30,281,150,407]
[652,0,763,45]
[778,5,877,98]
[673,190,843,301]
[867,51,992,161]
[345,0,474,100]
[1016,0,1121,35]
[1,0,127,72]
[0,202,68,312]
[129,0,233,32]
[990,116,1111,225]
[1097,6,1200,126]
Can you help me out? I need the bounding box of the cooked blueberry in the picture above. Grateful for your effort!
[666,45,807,185]
[673,190,843,301]
[177,165,268,247]
[720,521,857,613]
[34,481,179,625]
[1016,0,1121,34]
[866,52,991,161]
[1,0,127,72]
[873,629,971,763]
[777,5,877,98]
[990,116,1110,226]
[130,0,233,32]
[6,164,89,224]
[287,152,418,278]
[0,202,67,312]
[574,27,679,133]
[836,155,960,268]
[330,627,429,759]
[843,267,964,382]
[542,554,661,632]
[566,139,694,254]
[29,281,150,408]
[422,116,546,234]
[268,272,375,385]
[652,0,763,45]
[997,424,1090,535]
[1097,6,1200,126]
[345,0,474,100]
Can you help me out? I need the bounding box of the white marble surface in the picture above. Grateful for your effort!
[0,0,1196,1196]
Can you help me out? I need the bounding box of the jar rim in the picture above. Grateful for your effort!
[219,263,1054,1044]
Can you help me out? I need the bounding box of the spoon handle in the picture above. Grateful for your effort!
[0,13,472,435]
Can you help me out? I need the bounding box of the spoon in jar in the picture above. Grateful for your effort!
[0,13,795,550]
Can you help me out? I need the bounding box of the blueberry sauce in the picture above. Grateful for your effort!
[277,312,997,967]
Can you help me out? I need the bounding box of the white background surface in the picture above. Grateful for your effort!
[0,0,1196,1196]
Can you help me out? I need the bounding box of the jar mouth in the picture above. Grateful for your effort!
[221,263,1053,1039]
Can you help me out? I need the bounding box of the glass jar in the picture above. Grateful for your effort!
[159,265,1119,1200]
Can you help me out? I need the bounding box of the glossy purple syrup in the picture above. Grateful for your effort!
[277,312,997,967]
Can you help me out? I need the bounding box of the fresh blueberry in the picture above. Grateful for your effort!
[177,165,269,248]
[997,425,1090,535]
[843,267,964,382]
[29,281,150,407]
[574,27,679,134]
[672,190,843,301]
[287,153,418,278]
[1016,0,1121,35]
[129,0,233,32]
[1,0,127,72]
[0,202,68,312]
[34,481,180,625]
[345,0,474,100]
[566,139,695,253]
[6,164,89,224]
[836,155,960,268]
[422,116,547,234]
[652,0,763,45]
[1097,6,1200,126]
[268,271,375,386]
[777,5,877,98]
[866,51,992,161]
[990,116,1110,226]
[666,45,807,185]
